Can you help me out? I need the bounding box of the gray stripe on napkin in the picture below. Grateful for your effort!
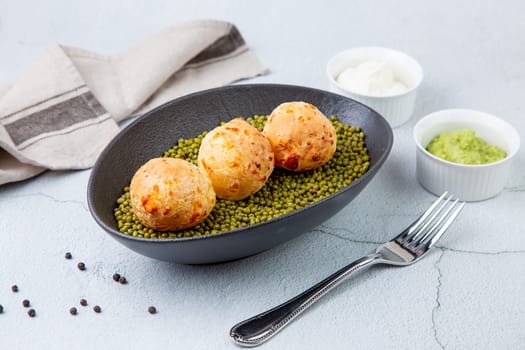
[0,84,87,121]
[187,25,245,64]
[4,91,107,146]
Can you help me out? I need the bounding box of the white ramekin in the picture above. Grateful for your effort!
[326,47,423,128]
[413,109,520,201]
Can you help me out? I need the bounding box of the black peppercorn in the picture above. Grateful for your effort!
[22,299,30,308]
[65,252,72,259]
[80,298,87,306]
[118,276,127,285]
[0,304,4,314]
[93,305,101,313]
[11,285,18,293]
[69,307,77,315]
[148,306,157,314]
[77,262,86,271]
[112,273,120,282]
[27,309,36,317]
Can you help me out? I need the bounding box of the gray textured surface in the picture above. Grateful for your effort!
[1,1,524,349]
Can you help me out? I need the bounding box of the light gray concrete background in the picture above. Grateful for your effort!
[1,0,524,349]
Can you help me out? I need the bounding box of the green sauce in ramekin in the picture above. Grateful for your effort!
[426,129,506,165]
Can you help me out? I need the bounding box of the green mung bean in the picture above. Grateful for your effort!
[114,115,370,239]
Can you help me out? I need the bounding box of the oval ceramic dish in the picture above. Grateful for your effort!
[87,84,393,264]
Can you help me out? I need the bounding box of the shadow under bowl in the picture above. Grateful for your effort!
[87,84,393,264]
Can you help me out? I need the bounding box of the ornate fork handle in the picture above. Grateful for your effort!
[230,254,382,347]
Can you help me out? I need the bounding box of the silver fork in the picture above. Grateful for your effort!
[230,192,465,347]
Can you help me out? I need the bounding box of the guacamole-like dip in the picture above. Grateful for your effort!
[426,129,506,165]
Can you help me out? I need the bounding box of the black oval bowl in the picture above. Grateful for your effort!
[87,84,393,264]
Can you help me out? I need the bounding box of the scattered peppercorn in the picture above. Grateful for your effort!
[0,304,4,314]
[112,273,120,282]
[11,285,18,293]
[22,299,30,308]
[77,262,86,271]
[118,276,127,285]
[93,305,101,313]
[27,309,36,317]
[65,252,72,259]
[80,299,88,306]
[148,306,157,314]
[69,307,77,315]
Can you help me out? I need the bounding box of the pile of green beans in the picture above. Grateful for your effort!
[114,115,370,239]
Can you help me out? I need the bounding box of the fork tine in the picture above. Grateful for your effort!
[412,197,464,250]
[425,200,465,248]
[398,191,448,243]
[410,194,456,245]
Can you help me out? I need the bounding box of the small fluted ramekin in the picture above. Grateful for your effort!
[413,109,520,201]
[326,47,423,128]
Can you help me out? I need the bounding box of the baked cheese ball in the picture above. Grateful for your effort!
[263,102,337,172]
[129,158,216,231]
[198,118,274,200]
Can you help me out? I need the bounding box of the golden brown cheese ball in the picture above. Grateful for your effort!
[263,101,337,172]
[129,158,216,231]
[198,118,274,200]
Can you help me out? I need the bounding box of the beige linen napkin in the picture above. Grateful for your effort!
[0,19,268,185]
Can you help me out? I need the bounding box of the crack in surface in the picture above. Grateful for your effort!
[315,227,525,256]
[432,249,446,349]
[504,181,525,192]
[504,187,525,192]
[439,246,525,255]
[317,224,525,349]
[1,192,88,212]
[313,226,382,245]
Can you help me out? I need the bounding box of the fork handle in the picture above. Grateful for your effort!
[230,253,382,347]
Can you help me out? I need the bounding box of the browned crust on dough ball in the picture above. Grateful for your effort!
[130,158,216,231]
[263,102,336,172]
[198,118,274,200]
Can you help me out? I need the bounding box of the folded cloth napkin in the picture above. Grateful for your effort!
[0,19,268,185]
